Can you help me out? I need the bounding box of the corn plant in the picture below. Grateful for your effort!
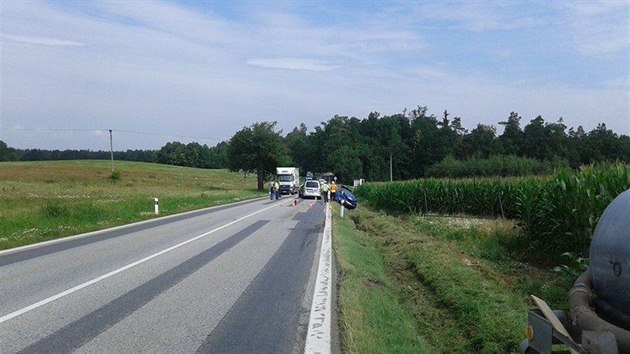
[355,163,630,255]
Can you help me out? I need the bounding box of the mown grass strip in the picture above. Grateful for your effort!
[336,205,551,354]
[333,204,429,354]
[353,210,526,353]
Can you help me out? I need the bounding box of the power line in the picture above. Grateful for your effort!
[0,128,105,132]
[0,127,224,142]
[111,129,223,142]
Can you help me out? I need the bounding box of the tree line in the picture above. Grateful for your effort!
[226,108,629,188]
[0,140,227,169]
[2,106,629,188]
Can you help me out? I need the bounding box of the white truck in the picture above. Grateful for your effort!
[276,167,300,195]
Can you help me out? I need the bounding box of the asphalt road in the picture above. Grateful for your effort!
[0,196,327,353]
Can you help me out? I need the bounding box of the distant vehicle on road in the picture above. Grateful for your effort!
[276,167,300,195]
[302,180,321,199]
[318,172,334,185]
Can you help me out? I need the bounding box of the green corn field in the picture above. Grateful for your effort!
[354,163,630,254]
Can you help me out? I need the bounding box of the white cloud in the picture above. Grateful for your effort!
[403,66,449,80]
[1,34,83,47]
[563,1,629,17]
[560,1,629,56]
[405,1,545,32]
[90,1,240,46]
[247,58,337,71]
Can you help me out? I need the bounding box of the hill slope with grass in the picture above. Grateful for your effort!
[0,160,264,250]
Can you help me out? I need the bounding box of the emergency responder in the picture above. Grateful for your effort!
[330,181,337,202]
[321,181,329,202]
[274,180,280,200]
[269,180,275,200]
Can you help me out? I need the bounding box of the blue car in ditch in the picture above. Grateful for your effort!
[334,185,358,209]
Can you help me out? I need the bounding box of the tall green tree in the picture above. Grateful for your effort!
[522,116,567,161]
[458,124,500,159]
[356,112,387,181]
[584,123,629,163]
[285,123,310,170]
[206,141,228,169]
[521,116,547,160]
[0,140,17,161]
[567,126,587,167]
[226,121,290,191]
[450,116,467,137]
[409,106,443,177]
[389,113,414,180]
[498,112,523,156]
[328,145,362,182]
[436,110,459,162]
[156,141,186,166]
[321,115,363,182]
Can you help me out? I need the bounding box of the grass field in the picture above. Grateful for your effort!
[333,204,572,354]
[0,160,265,250]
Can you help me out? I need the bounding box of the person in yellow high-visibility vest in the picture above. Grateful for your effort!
[321,182,329,202]
[330,181,337,202]
[274,180,280,200]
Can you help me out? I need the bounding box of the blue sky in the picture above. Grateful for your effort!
[1,0,628,150]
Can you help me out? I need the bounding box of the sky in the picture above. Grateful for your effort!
[1,0,629,151]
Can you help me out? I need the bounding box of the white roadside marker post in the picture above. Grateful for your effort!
[340,200,345,218]
[154,198,159,215]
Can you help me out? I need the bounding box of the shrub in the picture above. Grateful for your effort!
[109,170,121,181]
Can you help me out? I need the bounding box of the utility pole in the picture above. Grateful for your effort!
[390,151,393,182]
[109,129,114,173]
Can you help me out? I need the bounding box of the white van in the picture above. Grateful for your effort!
[302,180,321,199]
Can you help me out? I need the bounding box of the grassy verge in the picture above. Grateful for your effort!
[0,160,265,250]
[333,205,572,354]
[333,204,429,353]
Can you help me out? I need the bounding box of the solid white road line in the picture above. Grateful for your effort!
[304,204,332,354]
[0,203,279,324]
